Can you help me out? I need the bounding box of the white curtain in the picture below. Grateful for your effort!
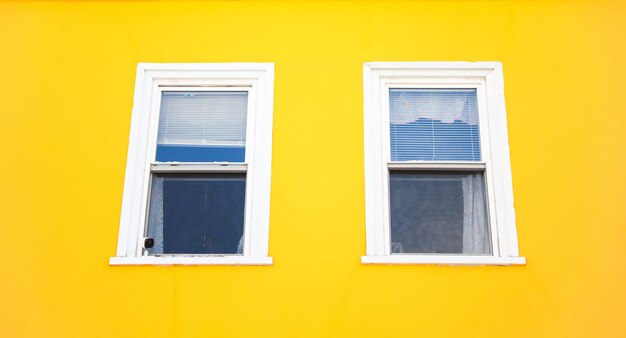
[462,173,491,254]
[146,176,164,254]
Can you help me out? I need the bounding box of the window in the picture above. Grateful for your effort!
[362,62,525,265]
[111,63,274,265]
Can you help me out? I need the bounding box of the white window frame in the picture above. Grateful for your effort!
[362,62,525,266]
[110,63,274,266]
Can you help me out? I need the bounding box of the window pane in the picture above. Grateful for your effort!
[389,89,481,161]
[156,91,248,162]
[389,171,491,254]
[146,173,246,255]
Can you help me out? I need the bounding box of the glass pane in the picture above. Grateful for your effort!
[389,89,481,161]
[156,91,248,163]
[146,173,246,255]
[389,171,491,254]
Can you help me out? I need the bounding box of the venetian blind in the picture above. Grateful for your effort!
[157,91,248,147]
[389,89,481,162]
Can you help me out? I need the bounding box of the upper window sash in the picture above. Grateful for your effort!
[380,82,492,165]
[149,86,256,165]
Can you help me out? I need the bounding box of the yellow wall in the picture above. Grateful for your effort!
[1,1,625,337]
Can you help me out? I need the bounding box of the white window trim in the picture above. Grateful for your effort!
[362,62,525,266]
[111,63,274,266]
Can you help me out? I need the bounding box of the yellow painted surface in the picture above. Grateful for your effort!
[1,1,625,337]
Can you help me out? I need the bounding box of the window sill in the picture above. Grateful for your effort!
[109,256,273,266]
[361,255,526,266]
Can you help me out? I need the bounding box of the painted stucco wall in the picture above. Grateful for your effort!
[1,1,625,337]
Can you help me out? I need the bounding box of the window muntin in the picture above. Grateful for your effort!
[112,63,274,266]
[363,62,524,265]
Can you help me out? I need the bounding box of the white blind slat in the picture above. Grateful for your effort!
[158,91,248,147]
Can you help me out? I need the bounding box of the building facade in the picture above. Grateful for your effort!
[1,1,625,337]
